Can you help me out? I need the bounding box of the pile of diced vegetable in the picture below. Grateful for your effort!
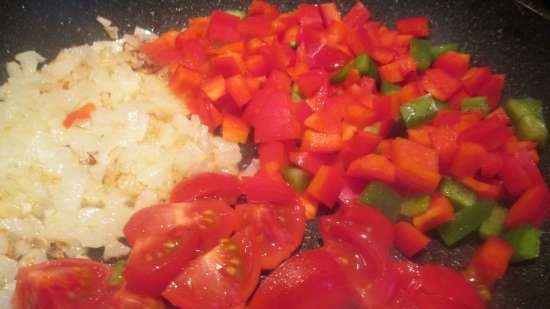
[140,0,549,290]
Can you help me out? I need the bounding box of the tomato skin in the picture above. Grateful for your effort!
[170,172,242,204]
[162,228,261,309]
[123,200,236,248]
[111,284,166,309]
[241,174,298,205]
[14,259,114,309]
[248,249,361,309]
[235,201,305,269]
[124,228,200,296]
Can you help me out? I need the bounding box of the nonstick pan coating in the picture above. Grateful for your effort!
[1,1,549,308]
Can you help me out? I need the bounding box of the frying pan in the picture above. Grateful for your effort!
[1,0,549,308]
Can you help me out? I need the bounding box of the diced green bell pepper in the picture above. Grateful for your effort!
[400,94,438,128]
[503,225,542,262]
[353,53,378,79]
[438,200,492,246]
[109,260,127,286]
[506,98,547,146]
[479,205,507,239]
[290,40,298,49]
[330,63,352,84]
[410,39,432,71]
[359,181,402,222]
[225,9,247,19]
[434,99,449,110]
[430,43,459,58]
[291,83,303,103]
[400,195,431,217]
[380,80,401,95]
[283,167,311,192]
[461,96,489,115]
[439,177,477,209]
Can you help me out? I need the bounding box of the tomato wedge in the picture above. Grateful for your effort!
[248,249,361,309]
[320,215,399,308]
[124,228,200,296]
[14,259,113,309]
[111,284,166,309]
[235,201,305,269]
[123,200,236,248]
[162,228,261,309]
[170,172,242,204]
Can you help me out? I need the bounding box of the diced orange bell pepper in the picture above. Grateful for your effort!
[392,137,438,172]
[306,163,345,208]
[222,114,250,144]
[299,193,319,220]
[339,131,381,167]
[169,66,203,95]
[460,176,501,198]
[450,142,487,178]
[341,122,358,142]
[347,153,396,183]
[63,103,96,128]
[301,130,343,153]
[201,75,226,101]
[226,74,252,107]
[407,126,433,148]
[395,159,442,193]
[343,103,377,128]
[469,236,514,287]
[413,193,455,232]
[304,111,342,134]
[394,222,431,257]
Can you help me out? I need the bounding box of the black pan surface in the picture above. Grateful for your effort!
[1,1,549,308]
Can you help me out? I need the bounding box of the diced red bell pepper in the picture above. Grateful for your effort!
[499,154,533,197]
[396,82,424,104]
[341,122,358,142]
[458,117,514,151]
[470,236,514,287]
[343,1,371,29]
[413,194,455,232]
[343,103,377,128]
[208,41,245,56]
[306,163,345,207]
[395,159,442,193]
[306,42,352,70]
[238,15,274,39]
[377,26,398,48]
[379,55,417,83]
[246,54,271,76]
[174,38,208,71]
[432,109,462,127]
[296,70,329,98]
[297,3,324,29]
[453,111,482,134]
[226,74,252,107]
[63,103,96,128]
[480,152,504,178]
[460,176,501,198]
[396,16,429,37]
[407,127,433,148]
[450,142,487,178]
[462,67,492,95]
[504,184,550,229]
[430,126,458,168]
[422,68,462,101]
[222,114,250,144]
[301,130,343,153]
[513,151,545,185]
[394,222,431,258]
[320,3,342,27]
[392,138,439,172]
[140,31,181,65]
[339,131,381,167]
[259,142,288,176]
[248,0,279,17]
[347,154,396,183]
[264,70,293,94]
[475,74,505,108]
[201,75,226,102]
[370,47,396,65]
[178,17,210,41]
[304,111,342,134]
[289,151,337,174]
[448,90,471,110]
[305,81,329,111]
[170,65,203,94]
[211,53,245,77]
[433,51,471,78]
[185,90,223,131]
[207,10,241,43]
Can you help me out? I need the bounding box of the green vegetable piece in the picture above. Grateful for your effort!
[291,83,304,103]
[109,260,126,286]
[506,98,548,145]
[283,167,311,192]
[430,43,459,58]
[461,96,489,115]
[410,39,432,71]
[330,64,352,84]
[353,53,379,79]
[359,181,402,222]
[400,195,431,217]
[364,122,381,134]
[400,94,438,128]
[225,9,247,19]
[479,205,508,239]
[290,40,298,49]
[438,200,492,246]
[439,177,477,209]
[503,225,542,262]
[380,80,401,95]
